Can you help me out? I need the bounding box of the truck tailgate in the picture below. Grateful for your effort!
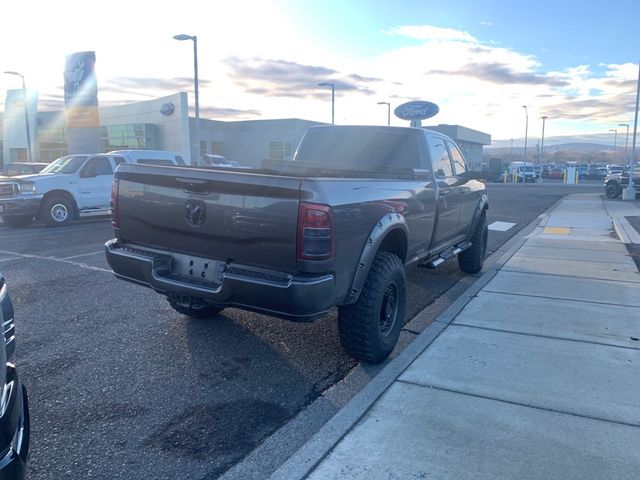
[115,164,303,273]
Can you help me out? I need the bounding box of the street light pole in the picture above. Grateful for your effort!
[622,60,639,200]
[522,105,528,164]
[540,116,548,165]
[619,123,630,163]
[174,34,200,166]
[377,101,391,126]
[609,129,618,161]
[318,82,335,124]
[4,71,33,163]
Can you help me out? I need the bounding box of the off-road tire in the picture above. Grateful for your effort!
[40,196,75,227]
[168,298,224,319]
[1,215,33,227]
[459,213,488,274]
[605,182,620,199]
[338,251,406,364]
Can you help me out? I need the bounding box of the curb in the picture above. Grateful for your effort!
[613,216,640,244]
[268,200,559,480]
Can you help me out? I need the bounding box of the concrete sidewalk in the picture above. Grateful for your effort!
[273,194,640,480]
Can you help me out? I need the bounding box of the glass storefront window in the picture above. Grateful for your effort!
[99,123,158,151]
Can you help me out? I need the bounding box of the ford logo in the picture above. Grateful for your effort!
[394,101,439,121]
[160,102,175,116]
[185,200,206,227]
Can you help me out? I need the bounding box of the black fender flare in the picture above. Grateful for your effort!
[344,213,408,304]
[468,193,489,238]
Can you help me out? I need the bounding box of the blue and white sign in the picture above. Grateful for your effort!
[160,102,175,116]
[394,101,439,121]
[64,51,98,107]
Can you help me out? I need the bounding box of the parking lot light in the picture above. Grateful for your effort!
[173,34,200,166]
[318,82,335,125]
[377,101,391,126]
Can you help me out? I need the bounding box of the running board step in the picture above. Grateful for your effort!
[419,241,473,269]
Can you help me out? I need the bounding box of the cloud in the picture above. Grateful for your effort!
[199,106,261,119]
[105,76,212,91]
[223,57,382,98]
[385,25,477,43]
[428,61,570,87]
[480,21,493,27]
[542,90,637,120]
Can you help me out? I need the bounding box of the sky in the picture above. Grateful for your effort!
[1,0,639,145]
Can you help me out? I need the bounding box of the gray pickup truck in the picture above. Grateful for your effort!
[105,126,489,363]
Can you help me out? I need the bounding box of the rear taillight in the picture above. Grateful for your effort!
[111,180,120,229]
[297,203,334,261]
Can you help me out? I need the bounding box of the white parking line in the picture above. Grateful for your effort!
[60,251,105,260]
[488,221,517,232]
[0,257,20,263]
[0,249,112,273]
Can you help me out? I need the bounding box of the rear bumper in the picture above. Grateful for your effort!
[105,239,335,322]
[0,367,30,480]
[0,195,43,217]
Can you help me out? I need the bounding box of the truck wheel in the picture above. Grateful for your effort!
[40,196,74,227]
[605,183,620,199]
[338,251,406,364]
[459,213,488,274]
[1,215,33,227]
[168,297,224,319]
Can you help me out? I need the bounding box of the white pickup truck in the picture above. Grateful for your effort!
[0,151,184,227]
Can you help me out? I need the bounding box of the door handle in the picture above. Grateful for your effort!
[439,190,450,196]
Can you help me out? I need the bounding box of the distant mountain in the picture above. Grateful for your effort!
[487,143,613,154]
[490,133,624,151]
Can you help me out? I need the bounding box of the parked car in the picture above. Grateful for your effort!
[508,161,536,182]
[607,164,625,175]
[107,150,186,166]
[533,165,542,179]
[0,152,184,227]
[201,154,243,168]
[548,167,565,179]
[604,165,640,198]
[584,164,607,180]
[0,162,49,179]
[106,125,489,363]
[0,273,30,478]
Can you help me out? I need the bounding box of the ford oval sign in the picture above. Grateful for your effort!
[160,102,175,116]
[394,101,439,121]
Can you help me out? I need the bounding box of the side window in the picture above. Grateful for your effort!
[447,141,468,175]
[81,157,114,177]
[429,138,454,179]
[137,159,173,166]
[113,156,127,167]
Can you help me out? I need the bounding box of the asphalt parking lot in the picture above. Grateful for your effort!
[0,182,602,479]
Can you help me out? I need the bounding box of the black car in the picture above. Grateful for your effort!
[0,274,30,479]
[584,165,606,180]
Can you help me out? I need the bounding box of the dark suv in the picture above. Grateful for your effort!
[0,274,30,478]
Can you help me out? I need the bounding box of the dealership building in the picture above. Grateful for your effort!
[1,90,490,169]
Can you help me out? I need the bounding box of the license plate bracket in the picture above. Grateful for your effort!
[171,254,223,284]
